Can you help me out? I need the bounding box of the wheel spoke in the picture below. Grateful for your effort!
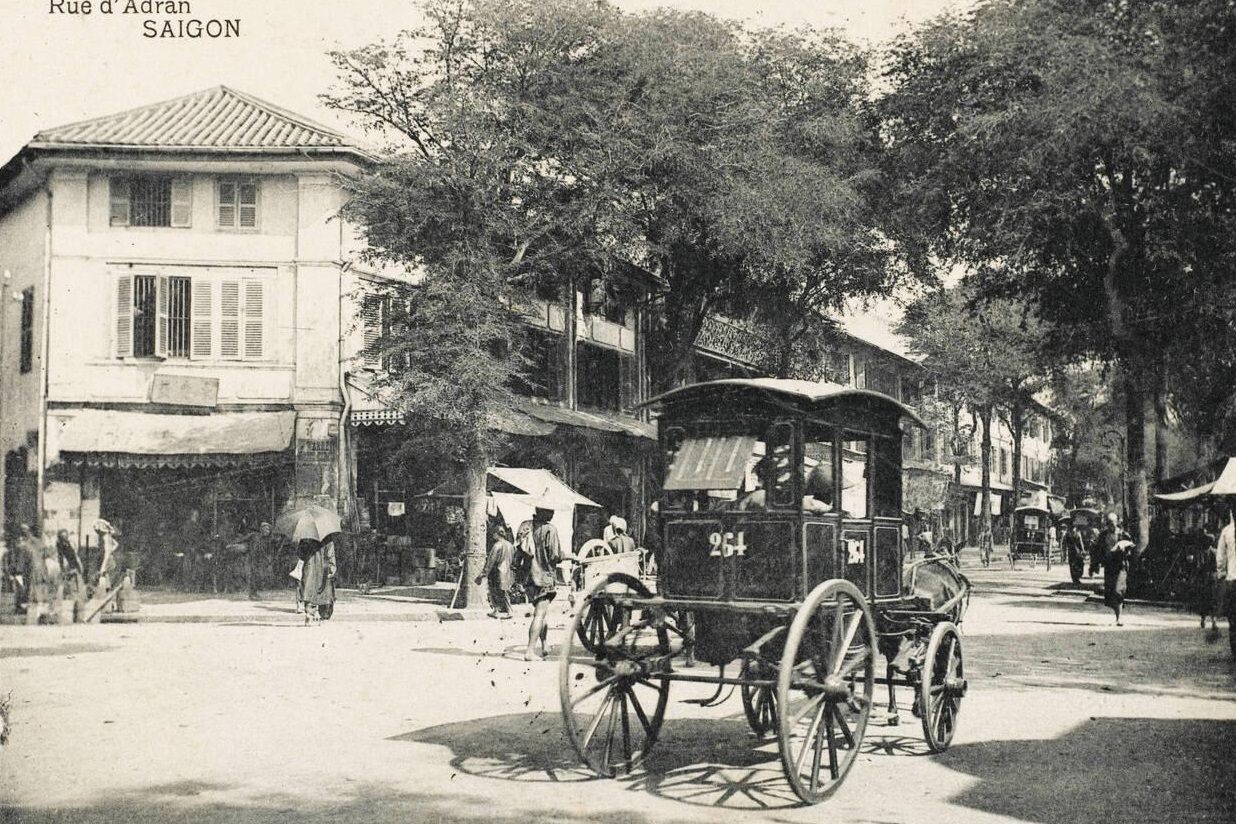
[579,691,615,752]
[794,699,828,777]
[570,675,621,708]
[833,611,863,673]
[832,703,855,749]
[625,684,654,736]
[810,707,826,794]
[789,691,827,727]
[836,647,872,680]
[620,690,632,766]
[601,691,619,770]
[830,598,845,666]
[825,706,839,781]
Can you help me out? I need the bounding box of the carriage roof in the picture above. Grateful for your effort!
[645,378,926,429]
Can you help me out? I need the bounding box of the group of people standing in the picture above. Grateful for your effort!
[1189,507,1236,654]
[476,508,637,661]
[1060,512,1135,625]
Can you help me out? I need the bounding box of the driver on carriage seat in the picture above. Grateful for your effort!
[722,455,835,514]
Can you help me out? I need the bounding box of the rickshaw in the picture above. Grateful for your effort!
[558,379,970,804]
[1010,504,1054,569]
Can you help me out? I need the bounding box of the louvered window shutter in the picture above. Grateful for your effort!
[170,178,193,227]
[191,279,213,359]
[619,352,638,411]
[220,281,240,358]
[242,279,264,359]
[115,274,133,357]
[546,334,564,401]
[238,182,258,229]
[109,179,131,227]
[218,181,236,228]
[155,275,169,358]
[361,293,381,369]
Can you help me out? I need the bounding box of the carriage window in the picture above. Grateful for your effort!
[803,434,836,514]
[841,438,869,519]
[766,421,796,509]
[661,428,776,511]
[873,435,902,518]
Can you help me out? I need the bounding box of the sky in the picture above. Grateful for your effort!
[0,0,962,351]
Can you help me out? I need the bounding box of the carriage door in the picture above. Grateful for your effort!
[872,433,904,598]
[839,434,873,597]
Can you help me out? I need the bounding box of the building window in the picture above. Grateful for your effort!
[999,448,1009,479]
[116,272,263,360]
[576,342,636,412]
[868,364,899,400]
[217,179,258,229]
[820,349,851,385]
[512,328,564,401]
[582,277,632,325]
[109,176,192,228]
[18,287,34,374]
[166,276,192,358]
[133,275,159,357]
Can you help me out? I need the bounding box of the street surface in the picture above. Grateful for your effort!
[2,567,1235,823]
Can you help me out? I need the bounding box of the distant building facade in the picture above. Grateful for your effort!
[0,87,369,580]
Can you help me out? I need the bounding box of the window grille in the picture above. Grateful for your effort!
[166,277,192,359]
[19,288,34,374]
[133,275,158,357]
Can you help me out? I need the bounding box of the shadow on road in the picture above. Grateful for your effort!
[0,780,704,824]
[394,710,937,811]
[966,622,1236,700]
[940,718,1236,824]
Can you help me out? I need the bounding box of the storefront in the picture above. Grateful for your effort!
[44,409,298,590]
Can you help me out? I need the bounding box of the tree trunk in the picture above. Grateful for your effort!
[1124,369,1154,552]
[1009,404,1024,542]
[979,405,994,541]
[1153,356,1170,482]
[462,447,488,609]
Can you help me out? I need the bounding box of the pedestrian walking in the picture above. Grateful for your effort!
[297,538,337,624]
[1099,512,1132,625]
[1192,532,1219,634]
[1062,519,1086,585]
[977,527,994,568]
[229,521,272,600]
[518,506,562,661]
[1087,519,1104,578]
[1215,507,1236,656]
[476,525,514,619]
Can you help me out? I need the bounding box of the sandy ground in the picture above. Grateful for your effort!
[1,574,1234,824]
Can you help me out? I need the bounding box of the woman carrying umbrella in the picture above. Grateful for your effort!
[275,505,341,625]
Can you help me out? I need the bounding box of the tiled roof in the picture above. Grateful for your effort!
[29,86,363,154]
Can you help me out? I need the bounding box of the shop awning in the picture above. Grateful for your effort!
[1154,481,1215,503]
[1210,458,1236,495]
[516,402,656,440]
[52,410,296,466]
[973,491,1003,517]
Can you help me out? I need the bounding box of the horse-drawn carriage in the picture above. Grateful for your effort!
[558,379,970,803]
[1011,504,1055,569]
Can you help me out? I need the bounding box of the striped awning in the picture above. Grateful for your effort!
[664,435,756,491]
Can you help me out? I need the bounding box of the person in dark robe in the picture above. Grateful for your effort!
[1100,512,1132,626]
[1062,519,1086,585]
[298,538,336,624]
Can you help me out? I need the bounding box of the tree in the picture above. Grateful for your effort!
[325,0,618,607]
[882,0,1236,549]
[898,281,1049,543]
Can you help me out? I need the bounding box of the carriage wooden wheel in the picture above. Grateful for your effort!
[740,658,779,737]
[776,580,876,804]
[917,621,965,753]
[560,573,675,776]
